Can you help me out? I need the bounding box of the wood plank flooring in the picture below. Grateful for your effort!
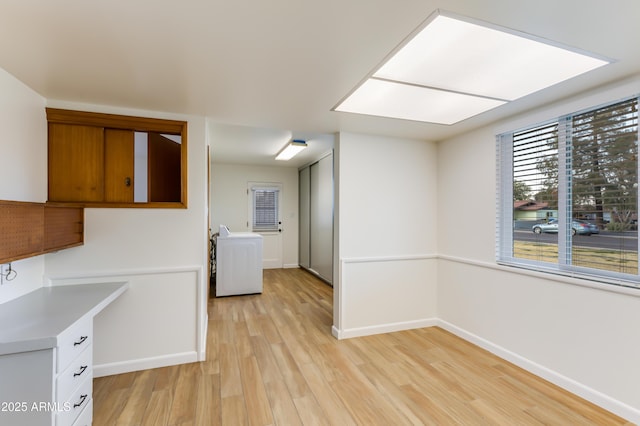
[93,268,632,425]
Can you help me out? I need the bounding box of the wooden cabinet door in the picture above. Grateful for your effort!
[48,123,104,202]
[148,132,181,202]
[104,129,134,202]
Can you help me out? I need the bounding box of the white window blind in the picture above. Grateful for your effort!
[252,188,279,231]
[513,121,559,262]
[497,96,640,288]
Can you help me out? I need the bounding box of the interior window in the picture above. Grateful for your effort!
[46,108,187,208]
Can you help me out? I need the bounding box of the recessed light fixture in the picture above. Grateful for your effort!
[333,10,611,125]
[275,139,307,160]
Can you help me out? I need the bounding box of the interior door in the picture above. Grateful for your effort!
[248,183,283,269]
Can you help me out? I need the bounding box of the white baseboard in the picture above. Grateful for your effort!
[283,263,300,269]
[199,315,208,361]
[332,318,438,340]
[437,319,640,425]
[93,351,198,378]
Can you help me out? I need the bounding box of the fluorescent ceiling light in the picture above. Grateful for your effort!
[275,139,307,160]
[334,10,610,125]
[336,78,506,125]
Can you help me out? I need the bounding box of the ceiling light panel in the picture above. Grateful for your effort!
[275,140,307,160]
[334,10,610,125]
[337,78,506,125]
[374,14,609,101]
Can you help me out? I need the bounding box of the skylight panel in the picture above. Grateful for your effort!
[336,78,506,125]
[334,10,611,125]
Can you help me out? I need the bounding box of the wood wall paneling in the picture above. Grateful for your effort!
[0,201,44,263]
[44,205,84,252]
[0,200,84,264]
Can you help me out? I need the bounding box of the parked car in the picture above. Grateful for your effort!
[574,220,599,234]
[532,219,558,234]
[532,219,593,235]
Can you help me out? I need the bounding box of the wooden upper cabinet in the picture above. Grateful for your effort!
[46,108,187,208]
[48,123,104,202]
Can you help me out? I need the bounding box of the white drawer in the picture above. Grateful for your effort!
[71,398,92,426]
[57,344,92,403]
[57,374,92,426]
[57,318,92,373]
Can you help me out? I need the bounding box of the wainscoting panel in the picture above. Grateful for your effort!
[334,255,437,339]
[47,266,205,376]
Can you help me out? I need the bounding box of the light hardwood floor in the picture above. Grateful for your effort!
[93,268,632,425]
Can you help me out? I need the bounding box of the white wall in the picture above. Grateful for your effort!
[210,162,299,268]
[43,101,209,376]
[436,75,640,422]
[0,68,47,304]
[333,132,438,338]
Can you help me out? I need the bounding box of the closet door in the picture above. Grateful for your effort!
[310,153,333,284]
[299,167,311,269]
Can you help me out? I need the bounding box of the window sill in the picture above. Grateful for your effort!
[439,254,640,298]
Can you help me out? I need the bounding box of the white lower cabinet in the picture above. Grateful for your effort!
[0,282,128,426]
[72,399,93,426]
[0,349,56,425]
[56,318,93,426]
[57,352,93,426]
[57,343,93,410]
[0,318,93,426]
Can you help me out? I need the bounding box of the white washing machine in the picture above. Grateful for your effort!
[216,225,263,297]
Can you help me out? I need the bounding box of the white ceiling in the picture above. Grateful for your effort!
[1,1,638,167]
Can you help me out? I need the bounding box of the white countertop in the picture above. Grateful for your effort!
[0,282,128,355]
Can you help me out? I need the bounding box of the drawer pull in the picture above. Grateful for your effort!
[73,365,88,377]
[73,336,88,346]
[74,394,88,408]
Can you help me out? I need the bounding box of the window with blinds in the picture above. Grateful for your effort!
[512,122,559,263]
[497,96,640,288]
[252,188,279,231]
